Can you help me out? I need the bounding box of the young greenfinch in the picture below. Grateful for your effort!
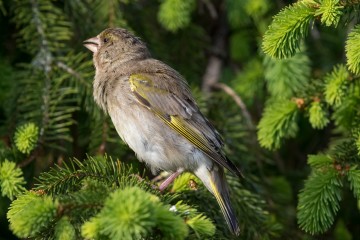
[84,28,242,235]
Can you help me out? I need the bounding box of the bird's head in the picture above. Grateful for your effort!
[84,28,150,69]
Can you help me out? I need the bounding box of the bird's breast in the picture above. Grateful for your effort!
[106,101,211,173]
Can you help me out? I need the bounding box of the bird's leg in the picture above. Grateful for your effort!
[158,169,183,192]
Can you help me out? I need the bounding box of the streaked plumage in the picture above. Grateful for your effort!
[84,28,242,235]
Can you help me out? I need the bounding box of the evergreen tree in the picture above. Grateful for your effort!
[0,0,359,239]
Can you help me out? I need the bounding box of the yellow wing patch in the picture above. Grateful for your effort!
[130,74,152,91]
[128,73,241,176]
[157,114,220,162]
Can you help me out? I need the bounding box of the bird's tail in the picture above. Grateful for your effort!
[196,166,240,235]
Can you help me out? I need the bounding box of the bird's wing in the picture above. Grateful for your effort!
[128,71,242,177]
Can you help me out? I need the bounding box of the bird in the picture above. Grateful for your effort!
[84,28,242,235]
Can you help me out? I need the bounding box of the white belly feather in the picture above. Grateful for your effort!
[107,102,212,173]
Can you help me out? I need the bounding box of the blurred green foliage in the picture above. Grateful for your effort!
[0,0,360,239]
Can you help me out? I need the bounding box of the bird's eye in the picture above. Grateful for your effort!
[103,38,109,43]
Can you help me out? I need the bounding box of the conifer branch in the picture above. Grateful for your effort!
[212,82,255,130]
[56,61,90,87]
[202,8,227,93]
[262,1,316,59]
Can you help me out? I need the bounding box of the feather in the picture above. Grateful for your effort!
[129,71,242,177]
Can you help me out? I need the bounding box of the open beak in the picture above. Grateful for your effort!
[83,36,100,53]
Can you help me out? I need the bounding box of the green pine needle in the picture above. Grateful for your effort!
[0,160,26,200]
[171,201,215,238]
[297,168,343,234]
[356,134,360,155]
[308,101,330,129]
[82,186,188,239]
[186,214,216,238]
[348,168,360,198]
[54,217,76,240]
[307,154,333,169]
[315,0,343,27]
[154,203,189,239]
[332,95,359,130]
[157,0,196,32]
[171,172,200,192]
[262,1,316,59]
[257,100,299,150]
[346,25,360,75]
[7,191,58,238]
[324,64,350,107]
[243,0,270,19]
[35,156,148,195]
[226,0,250,28]
[14,122,39,154]
[12,0,72,55]
[264,50,311,98]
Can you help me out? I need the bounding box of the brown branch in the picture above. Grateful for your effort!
[200,0,218,19]
[56,61,91,87]
[212,83,255,130]
[17,147,41,168]
[201,4,227,93]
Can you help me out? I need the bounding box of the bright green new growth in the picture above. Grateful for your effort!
[298,153,360,235]
[262,1,316,59]
[297,166,342,234]
[308,101,330,129]
[7,192,58,238]
[0,160,26,200]
[54,217,76,240]
[173,201,216,238]
[315,0,343,27]
[257,100,299,150]
[324,64,350,107]
[307,154,333,169]
[171,172,200,192]
[186,214,216,238]
[346,25,360,75]
[157,0,195,32]
[81,186,188,240]
[14,122,39,154]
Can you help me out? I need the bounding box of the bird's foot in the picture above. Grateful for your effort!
[155,169,184,192]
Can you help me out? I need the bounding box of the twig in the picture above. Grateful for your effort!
[201,6,227,93]
[17,147,40,168]
[212,82,255,130]
[97,121,108,155]
[56,61,91,87]
[200,0,218,19]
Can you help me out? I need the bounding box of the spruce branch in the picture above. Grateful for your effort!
[308,154,333,169]
[308,101,330,129]
[212,82,255,130]
[0,160,26,200]
[157,0,196,32]
[173,201,215,238]
[346,24,360,75]
[34,156,151,195]
[315,0,344,27]
[263,50,311,98]
[347,168,360,198]
[56,61,90,88]
[297,164,343,234]
[81,186,189,240]
[54,216,76,240]
[7,191,58,238]
[262,1,316,58]
[14,122,39,154]
[257,100,299,150]
[324,64,350,107]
